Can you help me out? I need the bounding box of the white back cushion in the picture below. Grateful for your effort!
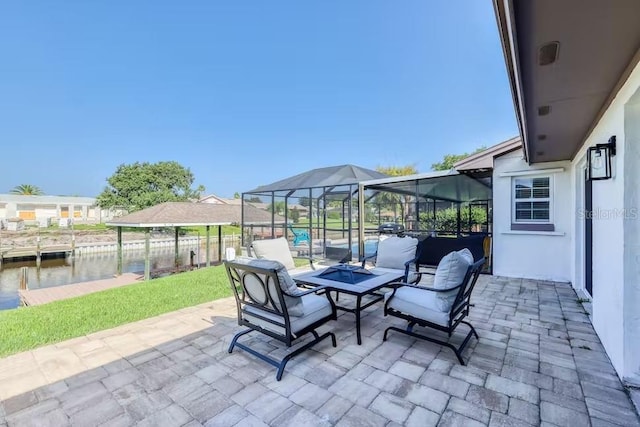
[433,251,472,311]
[252,238,296,271]
[375,236,418,270]
[457,248,474,264]
[233,256,304,316]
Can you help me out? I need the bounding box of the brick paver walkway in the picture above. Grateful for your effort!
[1,275,638,426]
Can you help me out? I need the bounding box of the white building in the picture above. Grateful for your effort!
[0,194,111,226]
[492,0,640,386]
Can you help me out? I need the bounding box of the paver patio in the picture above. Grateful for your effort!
[1,275,638,426]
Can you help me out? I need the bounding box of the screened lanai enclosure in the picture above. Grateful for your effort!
[242,165,493,269]
[358,170,493,270]
[358,170,492,236]
[241,165,387,261]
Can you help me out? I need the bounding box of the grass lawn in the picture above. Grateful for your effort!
[0,265,232,358]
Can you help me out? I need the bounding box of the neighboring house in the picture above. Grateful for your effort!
[492,0,640,386]
[198,194,229,204]
[0,194,113,225]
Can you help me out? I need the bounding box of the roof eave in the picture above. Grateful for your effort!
[493,0,530,164]
[359,170,457,187]
[105,222,233,228]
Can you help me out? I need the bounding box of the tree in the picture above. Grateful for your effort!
[267,201,286,215]
[419,206,488,233]
[374,165,419,223]
[431,147,487,171]
[10,184,43,195]
[298,196,310,207]
[290,207,300,223]
[233,192,240,199]
[96,161,204,211]
[376,165,418,177]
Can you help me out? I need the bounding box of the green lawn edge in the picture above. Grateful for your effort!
[0,265,233,358]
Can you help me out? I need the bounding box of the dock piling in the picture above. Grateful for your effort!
[19,267,28,290]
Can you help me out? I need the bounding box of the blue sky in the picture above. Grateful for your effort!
[0,1,517,198]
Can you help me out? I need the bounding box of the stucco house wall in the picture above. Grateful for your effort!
[492,151,572,282]
[492,60,640,384]
[567,60,640,385]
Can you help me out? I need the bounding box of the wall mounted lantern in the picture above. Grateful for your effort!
[587,136,616,181]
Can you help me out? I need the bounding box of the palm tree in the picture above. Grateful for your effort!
[10,184,43,195]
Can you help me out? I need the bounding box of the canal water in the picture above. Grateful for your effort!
[0,247,211,310]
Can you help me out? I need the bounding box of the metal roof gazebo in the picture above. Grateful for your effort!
[242,164,388,259]
[106,202,276,280]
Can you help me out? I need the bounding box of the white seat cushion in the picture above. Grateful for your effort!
[252,238,296,271]
[243,293,333,337]
[433,250,472,311]
[384,287,449,327]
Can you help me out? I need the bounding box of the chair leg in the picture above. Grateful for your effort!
[460,320,479,339]
[275,331,336,380]
[383,323,478,365]
[228,328,252,353]
[231,328,336,381]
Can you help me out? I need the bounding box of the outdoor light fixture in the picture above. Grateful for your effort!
[587,136,616,180]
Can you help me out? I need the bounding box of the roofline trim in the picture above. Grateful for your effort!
[493,0,529,163]
[571,46,640,160]
[358,170,457,187]
[105,222,234,228]
[454,136,522,168]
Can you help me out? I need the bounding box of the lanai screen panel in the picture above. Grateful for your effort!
[241,165,388,258]
[361,171,492,236]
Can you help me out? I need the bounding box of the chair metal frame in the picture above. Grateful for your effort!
[225,260,336,380]
[383,258,485,364]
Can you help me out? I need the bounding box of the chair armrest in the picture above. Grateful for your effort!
[404,254,420,267]
[293,255,316,270]
[384,281,463,307]
[408,283,463,293]
[419,270,436,276]
[385,281,462,293]
[402,255,421,283]
[285,284,332,297]
[360,253,377,267]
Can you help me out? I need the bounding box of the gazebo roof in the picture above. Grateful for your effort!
[246,164,388,193]
[106,202,280,227]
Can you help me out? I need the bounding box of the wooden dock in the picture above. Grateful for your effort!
[18,272,143,306]
[0,245,74,265]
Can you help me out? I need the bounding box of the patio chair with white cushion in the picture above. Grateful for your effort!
[383,250,485,365]
[250,237,315,271]
[360,235,420,283]
[224,257,337,380]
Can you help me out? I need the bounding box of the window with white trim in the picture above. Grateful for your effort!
[511,176,554,231]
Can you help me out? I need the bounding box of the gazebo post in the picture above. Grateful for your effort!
[174,227,180,270]
[218,225,222,262]
[206,225,211,267]
[117,227,123,275]
[144,228,151,281]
